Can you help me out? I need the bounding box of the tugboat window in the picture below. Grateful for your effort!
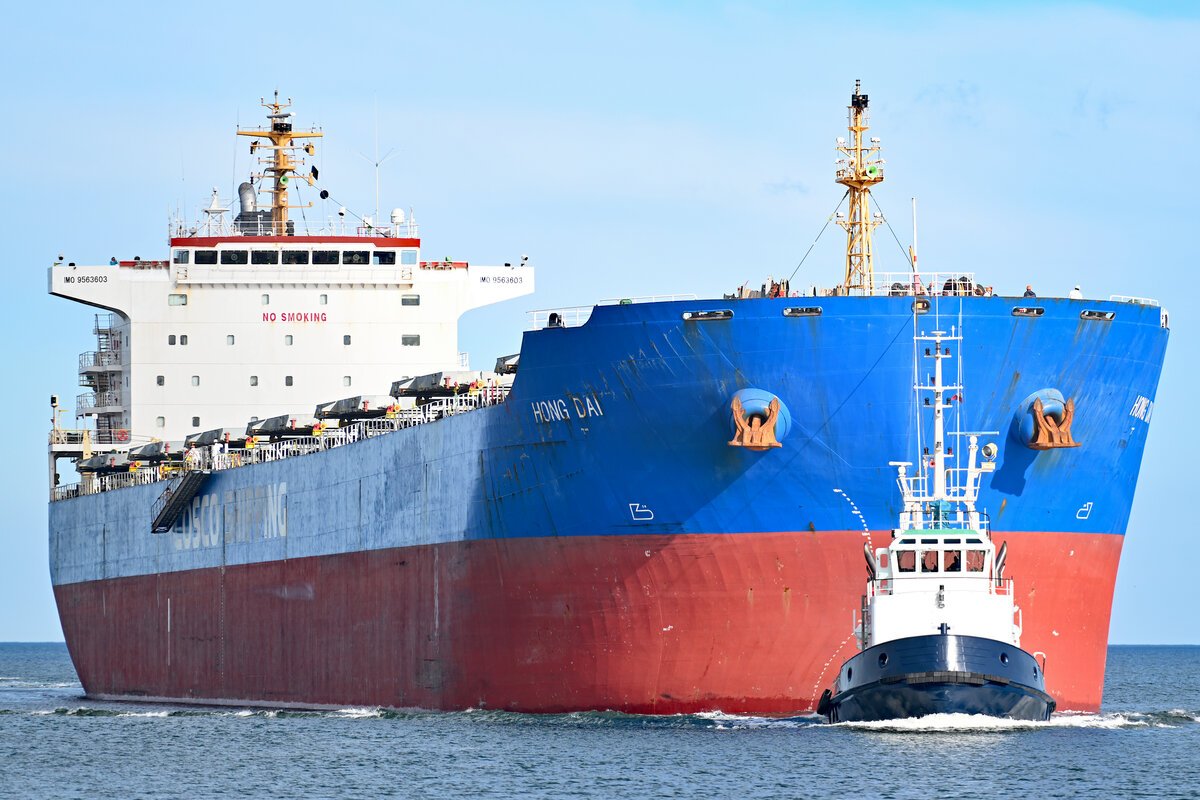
[944,551,962,572]
[966,550,986,572]
[921,551,939,572]
[897,551,916,572]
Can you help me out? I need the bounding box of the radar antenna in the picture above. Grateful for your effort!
[236,91,324,235]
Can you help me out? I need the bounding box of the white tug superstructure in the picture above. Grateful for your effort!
[864,328,1014,649]
[819,327,1055,722]
[49,95,533,447]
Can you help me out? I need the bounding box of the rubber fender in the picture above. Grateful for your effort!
[1011,388,1066,447]
[729,388,792,442]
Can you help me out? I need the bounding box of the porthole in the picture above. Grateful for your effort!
[878,653,888,668]
[999,652,1010,665]
[846,667,853,681]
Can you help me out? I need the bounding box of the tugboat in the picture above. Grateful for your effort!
[817,326,1056,723]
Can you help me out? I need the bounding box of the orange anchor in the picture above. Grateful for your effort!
[1029,397,1081,449]
[729,396,783,451]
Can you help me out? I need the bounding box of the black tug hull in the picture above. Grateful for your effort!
[819,634,1055,723]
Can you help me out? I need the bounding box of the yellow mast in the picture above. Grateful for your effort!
[835,80,884,294]
[236,92,323,235]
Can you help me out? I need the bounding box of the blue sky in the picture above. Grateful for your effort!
[1,0,1195,642]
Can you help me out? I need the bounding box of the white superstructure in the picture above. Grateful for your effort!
[48,96,533,446]
[858,329,1021,649]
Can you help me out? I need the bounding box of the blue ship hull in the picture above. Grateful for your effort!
[48,294,1168,712]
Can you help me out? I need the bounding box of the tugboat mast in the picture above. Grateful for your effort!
[236,92,323,234]
[835,80,885,294]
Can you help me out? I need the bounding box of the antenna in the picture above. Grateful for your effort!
[910,197,918,273]
[356,96,399,226]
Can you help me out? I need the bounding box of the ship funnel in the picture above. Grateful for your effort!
[238,182,257,214]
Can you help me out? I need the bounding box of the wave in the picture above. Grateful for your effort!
[0,704,1194,729]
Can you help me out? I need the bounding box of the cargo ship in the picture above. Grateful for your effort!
[46,86,1168,714]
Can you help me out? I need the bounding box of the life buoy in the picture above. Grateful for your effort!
[116,429,130,442]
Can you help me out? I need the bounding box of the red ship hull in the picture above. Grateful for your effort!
[54,530,1120,714]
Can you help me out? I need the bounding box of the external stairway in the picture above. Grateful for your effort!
[150,470,211,533]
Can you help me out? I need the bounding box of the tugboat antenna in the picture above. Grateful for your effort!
[836,80,885,295]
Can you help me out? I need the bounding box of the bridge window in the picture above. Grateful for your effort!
[401,249,418,265]
[402,294,420,306]
[402,334,420,346]
[220,250,248,265]
[168,294,187,306]
[373,251,396,265]
[921,551,939,573]
[194,250,218,265]
[252,250,279,265]
[282,250,309,265]
[944,551,962,572]
[343,250,369,265]
[313,250,339,265]
[173,250,189,264]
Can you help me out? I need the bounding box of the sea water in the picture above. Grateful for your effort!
[1,643,1196,799]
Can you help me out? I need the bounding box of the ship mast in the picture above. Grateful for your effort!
[236,92,323,235]
[835,80,884,294]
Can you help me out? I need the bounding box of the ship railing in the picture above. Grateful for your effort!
[867,575,1013,598]
[526,294,699,330]
[171,217,419,240]
[50,386,515,500]
[76,391,123,415]
[1108,294,1160,307]
[849,272,982,298]
[79,350,123,370]
[93,314,116,334]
